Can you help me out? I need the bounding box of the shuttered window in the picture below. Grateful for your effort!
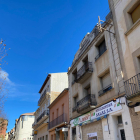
[102,73,111,89]
[131,4,140,23]
[98,40,106,56]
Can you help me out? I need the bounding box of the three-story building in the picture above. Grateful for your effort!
[108,0,140,139]
[68,10,135,140]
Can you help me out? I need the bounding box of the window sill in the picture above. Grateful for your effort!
[125,18,140,36]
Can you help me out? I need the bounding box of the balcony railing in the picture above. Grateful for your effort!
[38,90,47,105]
[124,73,140,99]
[98,83,112,96]
[76,62,93,81]
[37,110,49,123]
[32,122,36,127]
[95,49,107,61]
[72,106,77,112]
[49,113,67,129]
[76,94,97,113]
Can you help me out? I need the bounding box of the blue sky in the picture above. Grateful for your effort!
[0,0,109,132]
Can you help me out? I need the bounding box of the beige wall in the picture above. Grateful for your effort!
[49,91,69,122]
[49,90,69,140]
[68,21,124,120]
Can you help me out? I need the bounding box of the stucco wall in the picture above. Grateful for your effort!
[15,116,34,140]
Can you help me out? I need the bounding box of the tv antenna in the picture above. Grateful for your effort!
[97,16,115,36]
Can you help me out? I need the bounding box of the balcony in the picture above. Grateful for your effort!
[75,94,97,113]
[75,62,93,84]
[32,122,36,128]
[124,73,140,99]
[49,113,67,129]
[38,90,47,106]
[98,84,112,96]
[37,110,49,123]
[72,106,77,112]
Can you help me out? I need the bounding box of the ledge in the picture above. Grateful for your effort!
[125,18,140,36]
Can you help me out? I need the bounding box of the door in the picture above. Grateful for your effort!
[118,129,126,140]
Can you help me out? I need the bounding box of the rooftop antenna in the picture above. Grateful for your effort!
[97,16,115,36]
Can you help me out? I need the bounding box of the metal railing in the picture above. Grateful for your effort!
[76,62,93,81]
[37,110,49,123]
[124,73,140,99]
[76,94,97,113]
[32,122,36,127]
[98,83,112,96]
[49,113,67,129]
[95,48,107,61]
[72,106,77,112]
[38,90,47,105]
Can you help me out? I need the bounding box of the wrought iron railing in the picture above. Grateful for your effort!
[37,110,49,123]
[76,62,93,81]
[98,83,112,96]
[49,113,67,129]
[32,122,36,127]
[76,94,97,113]
[38,90,47,105]
[72,106,77,112]
[124,73,140,99]
[95,48,107,61]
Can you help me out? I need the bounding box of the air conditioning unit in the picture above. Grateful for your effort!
[134,106,140,113]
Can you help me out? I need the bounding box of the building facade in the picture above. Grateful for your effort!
[68,8,135,140]
[0,118,8,140]
[108,0,140,139]
[33,73,68,140]
[48,88,69,140]
[15,112,34,140]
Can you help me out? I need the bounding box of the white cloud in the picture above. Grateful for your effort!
[0,69,39,102]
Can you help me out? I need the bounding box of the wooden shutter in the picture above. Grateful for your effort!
[131,4,140,23]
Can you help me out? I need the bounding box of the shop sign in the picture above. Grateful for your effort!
[70,99,122,127]
[91,99,122,120]
[70,112,90,127]
[87,132,97,140]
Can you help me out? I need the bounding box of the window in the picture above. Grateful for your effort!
[51,135,53,140]
[138,56,140,71]
[74,96,78,107]
[95,40,107,61]
[46,135,48,140]
[72,69,77,85]
[118,115,123,124]
[131,4,140,23]
[99,72,112,96]
[102,73,111,89]
[84,85,91,96]
[52,112,54,121]
[62,104,64,114]
[57,109,59,117]
[98,40,106,56]
[72,128,76,140]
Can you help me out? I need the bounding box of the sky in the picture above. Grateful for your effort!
[0,0,109,132]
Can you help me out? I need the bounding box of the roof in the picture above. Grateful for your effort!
[39,74,51,93]
[21,112,34,116]
[48,88,69,109]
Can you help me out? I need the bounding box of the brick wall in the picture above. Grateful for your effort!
[81,120,103,140]
[129,108,140,140]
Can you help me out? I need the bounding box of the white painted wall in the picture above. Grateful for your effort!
[15,115,34,140]
[102,97,135,140]
[50,72,68,92]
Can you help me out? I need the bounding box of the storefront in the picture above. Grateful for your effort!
[70,98,132,140]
